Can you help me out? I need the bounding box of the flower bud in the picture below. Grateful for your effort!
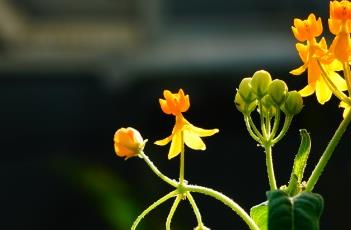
[114,127,145,159]
[238,78,256,103]
[268,79,288,106]
[261,95,277,117]
[235,92,257,114]
[283,91,303,115]
[251,70,272,99]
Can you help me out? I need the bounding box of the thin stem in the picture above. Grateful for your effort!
[343,62,351,96]
[259,102,268,139]
[186,192,204,227]
[185,184,260,230]
[132,190,178,230]
[179,131,185,185]
[270,108,281,140]
[244,115,262,144]
[305,110,351,192]
[248,115,264,140]
[272,115,293,145]
[264,145,277,190]
[140,151,178,187]
[166,195,182,230]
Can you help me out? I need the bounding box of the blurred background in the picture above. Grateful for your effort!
[1,0,350,229]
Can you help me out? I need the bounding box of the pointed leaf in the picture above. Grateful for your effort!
[250,201,268,230]
[287,129,311,195]
[268,190,324,230]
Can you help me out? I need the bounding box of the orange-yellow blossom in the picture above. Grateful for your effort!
[114,127,145,159]
[290,14,347,104]
[155,89,219,159]
[292,13,323,42]
[329,0,351,62]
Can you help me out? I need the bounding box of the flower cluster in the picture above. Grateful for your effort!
[290,0,351,117]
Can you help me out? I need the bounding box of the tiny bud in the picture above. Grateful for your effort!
[251,70,272,99]
[114,127,145,159]
[268,79,288,106]
[261,95,277,116]
[235,92,257,114]
[283,91,303,115]
[238,78,256,103]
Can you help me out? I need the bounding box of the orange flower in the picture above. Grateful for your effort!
[290,13,347,104]
[329,0,351,62]
[292,13,323,42]
[114,127,145,159]
[155,89,219,159]
[159,89,190,116]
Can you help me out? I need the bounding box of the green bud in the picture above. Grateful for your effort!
[268,79,288,106]
[251,70,272,99]
[261,95,276,117]
[234,92,245,113]
[238,78,256,103]
[235,92,257,114]
[283,91,303,115]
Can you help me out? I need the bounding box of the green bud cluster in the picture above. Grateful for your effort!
[235,70,303,116]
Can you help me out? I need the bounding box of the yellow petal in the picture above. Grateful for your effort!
[315,79,332,104]
[290,65,307,75]
[168,132,182,159]
[188,123,219,137]
[154,135,172,146]
[183,129,206,150]
[299,85,315,97]
[329,71,348,91]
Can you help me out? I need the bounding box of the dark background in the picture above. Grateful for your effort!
[1,0,350,229]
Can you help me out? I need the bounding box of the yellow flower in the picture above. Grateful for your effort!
[290,14,347,104]
[114,127,145,159]
[329,0,351,62]
[155,89,219,159]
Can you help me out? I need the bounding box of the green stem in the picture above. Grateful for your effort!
[270,108,281,140]
[305,110,351,192]
[179,131,185,185]
[131,190,178,230]
[244,115,262,144]
[186,192,204,227]
[166,195,182,230]
[265,145,277,190]
[185,184,260,230]
[272,115,293,145]
[259,102,268,139]
[140,151,177,187]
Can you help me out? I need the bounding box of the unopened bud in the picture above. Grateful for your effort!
[251,70,272,99]
[268,79,288,106]
[238,78,256,103]
[283,91,303,115]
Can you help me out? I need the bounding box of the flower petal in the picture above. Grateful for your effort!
[290,65,307,75]
[188,123,219,137]
[154,135,173,146]
[168,131,182,159]
[316,79,332,104]
[183,129,206,150]
[299,85,315,97]
[329,71,348,91]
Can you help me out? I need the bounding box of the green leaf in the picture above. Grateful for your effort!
[250,201,268,230]
[287,129,311,195]
[268,190,324,230]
